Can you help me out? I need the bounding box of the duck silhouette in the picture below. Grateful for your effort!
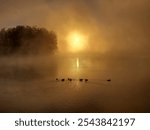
[107,79,111,82]
[85,79,88,82]
[79,79,83,82]
[68,78,72,81]
[61,79,65,82]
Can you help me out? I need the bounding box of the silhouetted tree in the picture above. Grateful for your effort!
[0,25,57,55]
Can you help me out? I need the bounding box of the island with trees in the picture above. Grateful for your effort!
[0,26,57,56]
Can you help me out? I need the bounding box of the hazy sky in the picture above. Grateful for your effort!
[0,0,149,55]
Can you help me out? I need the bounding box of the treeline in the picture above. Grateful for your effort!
[0,26,57,56]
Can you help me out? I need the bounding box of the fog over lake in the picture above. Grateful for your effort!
[0,53,149,112]
[0,0,150,112]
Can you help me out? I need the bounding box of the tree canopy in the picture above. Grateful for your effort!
[0,26,57,55]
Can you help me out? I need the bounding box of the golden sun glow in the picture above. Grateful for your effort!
[67,31,87,52]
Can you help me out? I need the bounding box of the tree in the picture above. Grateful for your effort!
[0,25,57,56]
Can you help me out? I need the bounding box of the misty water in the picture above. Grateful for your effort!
[0,54,150,112]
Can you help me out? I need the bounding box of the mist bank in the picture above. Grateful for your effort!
[0,55,58,81]
[0,26,57,56]
[0,53,150,112]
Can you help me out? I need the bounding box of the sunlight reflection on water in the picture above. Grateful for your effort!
[76,58,79,69]
[56,56,108,81]
[0,55,150,112]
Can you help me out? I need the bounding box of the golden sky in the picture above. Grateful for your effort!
[0,0,149,55]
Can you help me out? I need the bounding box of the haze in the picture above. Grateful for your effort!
[0,0,149,54]
[0,0,150,112]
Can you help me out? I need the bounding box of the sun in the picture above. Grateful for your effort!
[67,31,87,52]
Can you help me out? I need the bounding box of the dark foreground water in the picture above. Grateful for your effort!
[0,54,149,112]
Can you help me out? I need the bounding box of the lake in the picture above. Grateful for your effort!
[0,54,149,112]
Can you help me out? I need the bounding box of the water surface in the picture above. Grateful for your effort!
[0,54,149,112]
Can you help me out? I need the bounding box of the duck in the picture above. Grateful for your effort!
[61,79,65,81]
[85,79,88,82]
[68,78,72,81]
[107,79,111,82]
[79,79,83,82]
